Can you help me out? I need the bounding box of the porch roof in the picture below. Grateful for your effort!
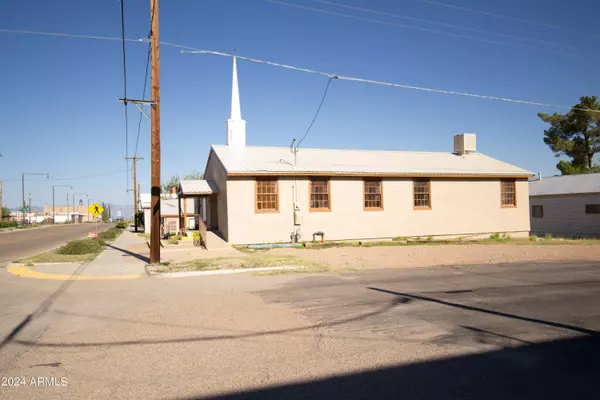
[178,180,219,196]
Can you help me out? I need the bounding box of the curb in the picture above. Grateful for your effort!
[149,265,306,278]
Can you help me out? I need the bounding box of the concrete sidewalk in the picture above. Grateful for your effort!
[79,231,148,276]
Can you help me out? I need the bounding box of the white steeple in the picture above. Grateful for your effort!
[226,57,246,147]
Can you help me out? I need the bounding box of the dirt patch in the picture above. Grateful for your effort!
[269,244,600,269]
[150,254,324,273]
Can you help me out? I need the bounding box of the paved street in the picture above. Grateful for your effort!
[0,224,111,264]
[0,259,599,399]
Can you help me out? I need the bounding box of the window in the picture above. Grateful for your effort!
[501,180,516,207]
[364,179,383,210]
[413,179,431,209]
[310,178,330,211]
[532,205,543,218]
[255,178,278,213]
[585,204,600,214]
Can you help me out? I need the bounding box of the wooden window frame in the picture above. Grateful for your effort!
[585,204,600,214]
[309,178,331,212]
[364,179,383,211]
[501,179,517,208]
[531,205,543,218]
[413,179,432,210]
[255,178,279,214]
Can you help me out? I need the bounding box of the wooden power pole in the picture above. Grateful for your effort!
[126,156,143,232]
[150,0,161,263]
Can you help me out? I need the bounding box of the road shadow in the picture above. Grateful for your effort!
[183,334,600,399]
[106,244,150,264]
[368,287,598,336]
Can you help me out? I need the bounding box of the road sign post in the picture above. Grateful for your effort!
[88,202,104,240]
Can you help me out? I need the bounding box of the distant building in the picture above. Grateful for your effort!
[43,205,93,223]
[173,58,533,245]
[140,193,196,236]
[529,173,600,237]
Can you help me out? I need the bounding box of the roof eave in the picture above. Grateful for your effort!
[227,171,534,178]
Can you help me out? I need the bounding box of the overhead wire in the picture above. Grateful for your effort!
[2,170,128,183]
[416,0,600,37]
[133,44,151,161]
[310,0,574,50]
[132,7,154,164]
[264,0,576,57]
[296,77,335,149]
[1,27,598,113]
[119,0,130,189]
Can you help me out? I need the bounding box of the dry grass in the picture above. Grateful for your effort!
[152,254,324,273]
[15,251,98,264]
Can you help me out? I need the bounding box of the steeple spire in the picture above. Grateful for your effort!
[226,57,246,147]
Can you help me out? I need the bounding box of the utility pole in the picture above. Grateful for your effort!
[150,0,161,263]
[125,156,143,232]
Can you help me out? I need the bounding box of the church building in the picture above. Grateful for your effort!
[179,58,533,245]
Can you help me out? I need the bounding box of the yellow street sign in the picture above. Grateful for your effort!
[89,202,104,217]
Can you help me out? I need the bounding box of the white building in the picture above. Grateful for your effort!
[529,173,600,237]
[173,58,534,245]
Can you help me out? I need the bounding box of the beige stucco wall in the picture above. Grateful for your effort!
[225,177,530,245]
[530,193,600,237]
[204,151,229,241]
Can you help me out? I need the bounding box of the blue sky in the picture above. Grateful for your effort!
[0,0,598,208]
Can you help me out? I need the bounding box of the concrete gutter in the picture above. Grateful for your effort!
[147,265,305,278]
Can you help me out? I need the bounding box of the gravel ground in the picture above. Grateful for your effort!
[271,244,600,269]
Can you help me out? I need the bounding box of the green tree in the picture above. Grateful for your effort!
[101,202,108,222]
[161,171,204,197]
[1,206,11,219]
[161,174,180,195]
[183,170,204,180]
[539,96,600,175]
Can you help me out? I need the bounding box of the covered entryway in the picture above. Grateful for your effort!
[177,180,220,248]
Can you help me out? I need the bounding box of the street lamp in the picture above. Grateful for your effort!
[72,193,88,224]
[87,198,93,223]
[52,185,72,224]
[22,172,50,224]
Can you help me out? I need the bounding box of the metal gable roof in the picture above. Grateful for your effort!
[178,180,219,195]
[529,173,600,196]
[211,145,533,177]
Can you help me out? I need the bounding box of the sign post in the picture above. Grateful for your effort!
[88,202,104,239]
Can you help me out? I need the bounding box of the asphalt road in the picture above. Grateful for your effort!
[0,224,111,264]
[0,259,598,399]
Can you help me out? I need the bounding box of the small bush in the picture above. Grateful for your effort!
[529,234,537,241]
[545,233,553,240]
[98,227,123,242]
[427,236,433,242]
[489,232,501,240]
[168,235,182,245]
[0,221,19,229]
[116,221,128,229]
[56,238,104,255]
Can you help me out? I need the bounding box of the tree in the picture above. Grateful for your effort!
[183,170,204,180]
[161,170,204,197]
[539,96,600,175]
[101,202,108,222]
[1,206,11,219]
[161,174,180,195]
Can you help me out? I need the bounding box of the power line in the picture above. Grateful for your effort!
[311,0,575,50]
[1,27,598,113]
[2,170,128,183]
[133,8,155,161]
[264,0,575,57]
[296,77,335,149]
[181,48,599,113]
[119,0,130,189]
[416,0,600,37]
[133,44,151,160]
